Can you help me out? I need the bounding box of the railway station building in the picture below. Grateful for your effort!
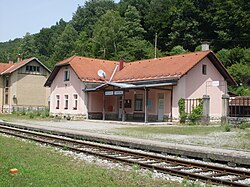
[0,57,51,113]
[45,49,236,122]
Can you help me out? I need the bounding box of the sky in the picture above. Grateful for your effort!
[0,0,85,42]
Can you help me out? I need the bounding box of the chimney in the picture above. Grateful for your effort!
[9,60,14,64]
[17,54,22,62]
[119,59,124,71]
[201,42,209,51]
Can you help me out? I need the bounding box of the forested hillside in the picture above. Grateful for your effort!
[0,0,249,94]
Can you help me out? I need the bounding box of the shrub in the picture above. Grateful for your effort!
[29,112,34,119]
[239,123,250,129]
[224,124,231,132]
[178,98,187,124]
[40,110,49,118]
[188,99,202,125]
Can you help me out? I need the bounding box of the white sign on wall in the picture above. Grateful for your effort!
[105,91,114,96]
[114,91,124,95]
[211,81,220,87]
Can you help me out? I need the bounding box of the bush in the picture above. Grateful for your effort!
[12,109,49,119]
[178,98,187,124]
[224,124,231,132]
[239,123,250,129]
[29,112,34,119]
[188,100,203,125]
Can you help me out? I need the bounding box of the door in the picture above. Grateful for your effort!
[158,93,164,121]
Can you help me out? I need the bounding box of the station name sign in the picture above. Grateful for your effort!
[105,90,124,96]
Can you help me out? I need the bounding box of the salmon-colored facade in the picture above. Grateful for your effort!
[46,50,236,121]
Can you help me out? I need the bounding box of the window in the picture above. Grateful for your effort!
[124,99,132,108]
[73,94,78,110]
[64,70,70,81]
[25,65,40,73]
[5,77,9,87]
[202,64,207,75]
[64,95,69,109]
[5,94,8,105]
[134,94,143,111]
[56,95,60,109]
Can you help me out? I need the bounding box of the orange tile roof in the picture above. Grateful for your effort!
[0,63,12,74]
[2,57,35,74]
[57,56,118,82]
[113,51,211,82]
[45,50,237,86]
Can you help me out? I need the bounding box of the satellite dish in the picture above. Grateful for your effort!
[97,69,106,78]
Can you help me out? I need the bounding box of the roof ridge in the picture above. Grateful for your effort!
[1,57,37,74]
[128,50,211,64]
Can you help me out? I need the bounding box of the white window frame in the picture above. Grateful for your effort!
[64,70,70,81]
[73,94,78,110]
[134,94,143,111]
[56,95,60,109]
[64,95,69,109]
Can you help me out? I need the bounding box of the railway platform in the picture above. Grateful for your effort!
[1,119,250,167]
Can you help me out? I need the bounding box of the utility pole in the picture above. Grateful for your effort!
[154,32,158,59]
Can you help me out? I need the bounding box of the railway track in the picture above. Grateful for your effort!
[0,124,250,186]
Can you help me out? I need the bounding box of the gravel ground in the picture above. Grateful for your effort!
[2,132,249,186]
[5,119,250,151]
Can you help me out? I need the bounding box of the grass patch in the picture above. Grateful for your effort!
[0,110,50,122]
[0,135,184,187]
[114,125,250,150]
[116,125,225,136]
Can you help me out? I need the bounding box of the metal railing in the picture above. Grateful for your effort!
[185,98,202,114]
[229,97,250,117]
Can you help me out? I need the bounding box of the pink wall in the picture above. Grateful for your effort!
[50,57,226,120]
[172,57,226,119]
[88,88,172,116]
[50,66,87,116]
[88,92,103,112]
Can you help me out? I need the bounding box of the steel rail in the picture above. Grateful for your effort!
[0,125,250,187]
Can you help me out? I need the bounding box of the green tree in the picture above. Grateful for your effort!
[228,63,250,84]
[93,10,126,59]
[169,45,188,56]
[124,5,145,39]
[74,31,95,58]
[116,38,157,61]
[217,47,246,67]
[167,0,202,50]
[35,28,54,57]
[144,0,175,51]
[18,32,38,59]
[53,24,78,61]
[212,0,250,49]
[72,0,116,36]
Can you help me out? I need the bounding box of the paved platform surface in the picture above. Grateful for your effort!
[1,119,250,166]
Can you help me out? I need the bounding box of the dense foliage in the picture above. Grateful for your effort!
[0,0,249,94]
[178,98,187,124]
